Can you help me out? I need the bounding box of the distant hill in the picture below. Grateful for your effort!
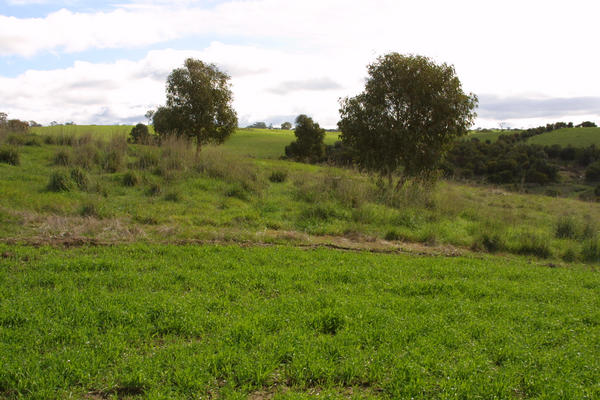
[527,127,600,147]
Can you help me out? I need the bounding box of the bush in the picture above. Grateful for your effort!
[123,171,140,187]
[555,216,578,239]
[269,170,287,183]
[135,149,160,170]
[224,184,249,201]
[164,190,182,202]
[476,232,504,253]
[581,239,600,263]
[70,167,89,190]
[47,171,73,192]
[101,150,124,173]
[385,230,405,241]
[53,149,72,166]
[129,123,151,144]
[284,114,325,162]
[513,231,551,258]
[0,146,19,166]
[147,183,162,196]
[586,162,600,182]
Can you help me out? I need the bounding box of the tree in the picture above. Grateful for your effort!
[577,121,597,128]
[153,58,238,151]
[284,114,325,162]
[338,53,478,188]
[129,123,150,144]
[247,122,267,129]
[0,112,7,126]
[281,121,292,130]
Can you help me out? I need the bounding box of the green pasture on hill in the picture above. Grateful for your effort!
[1,244,599,399]
[527,127,600,147]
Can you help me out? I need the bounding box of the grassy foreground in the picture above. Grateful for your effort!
[1,244,599,399]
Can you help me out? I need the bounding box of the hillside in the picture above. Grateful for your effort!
[527,127,600,147]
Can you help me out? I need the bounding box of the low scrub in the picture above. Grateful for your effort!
[123,171,140,187]
[512,231,552,259]
[268,170,287,183]
[53,149,72,166]
[555,216,578,239]
[196,147,264,193]
[47,171,73,192]
[0,146,20,166]
[581,239,600,263]
[70,167,89,190]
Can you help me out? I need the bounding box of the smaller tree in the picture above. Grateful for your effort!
[129,123,151,144]
[577,121,597,128]
[284,114,325,162]
[281,121,292,130]
[247,122,267,129]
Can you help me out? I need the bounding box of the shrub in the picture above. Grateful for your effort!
[72,144,99,170]
[385,230,404,241]
[80,201,102,218]
[101,150,124,173]
[585,161,600,182]
[47,171,73,192]
[0,146,19,166]
[562,248,578,263]
[555,216,578,239]
[53,149,72,166]
[147,183,162,196]
[123,171,140,187]
[224,184,249,201]
[513,231,551,258]
[164,190,182,202]
[284,115,325,162]
[581,239,600,263]
[475,232,505,253]
[269,170,287,183]
[70,167,89,190]
[135,149,160,170]
[129,123,151,144]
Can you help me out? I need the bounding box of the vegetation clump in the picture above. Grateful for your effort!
[129,123,151,144]
[284,114,325,162]
[53,149,72,166]
[123,171,140,187]
[268,170,287,183]
[47,171,73,192]
[70,167,89,190]
[0,146,20,166]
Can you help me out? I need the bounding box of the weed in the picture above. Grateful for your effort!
[47,171,73,192]
[0,146,20,166]
[269,170,288,183]
[147,183,162,197]
[70,167,89,190]
[224,184,249,201]
[513,231,552,259]
[581,239,600,263]
[311,310,345,335]
[123,171,140,187]
[53,149,72,166]
[164,190,182,202]
[555,216,577,239]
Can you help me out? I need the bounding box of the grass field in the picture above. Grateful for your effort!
[1,128,599,263]
[1,244,599,399]
[527,127,600,147]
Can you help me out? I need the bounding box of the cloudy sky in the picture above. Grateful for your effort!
[1,0,599,129]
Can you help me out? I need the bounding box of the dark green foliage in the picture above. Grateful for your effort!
[513,232,551,258]
[445,139,559,184]
[268,170,287,183]
[384,230,404,241]
[555,216,577,239]
[80,201,101,218]
[338,53,477,185]
[562,248,578,262]
[581,239,600,262]
[164,190,182,202]
[122,171,140,187]
[311,311,345,335]
[47,171,73,192]
[153,58,238,147]
[577,121,597,128]
[129,123,151,144]
[284,115,325,162]
[53,149,71,166]
[70,167,89,190]
[280,121,292,130]
[595,185,600,197]
[147,183,162,196]
[585,161,600,182]
[247,122,267,129]
[0,146,19,166]
[476,233,504,253]
[224,184,248,200]
[101,150,124,173]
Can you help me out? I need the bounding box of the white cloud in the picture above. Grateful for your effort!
[1,0,600,127]
[0,42,366,126]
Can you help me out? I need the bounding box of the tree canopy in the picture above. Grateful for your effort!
[284,115,325,162]
[153,58,238,149]
[338,53,478,187]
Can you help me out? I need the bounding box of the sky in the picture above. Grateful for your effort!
[1,0,600,129]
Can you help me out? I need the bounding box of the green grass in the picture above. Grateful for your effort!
[1,131,599,262]
[1,244,599,399]
[527,127,600,147]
